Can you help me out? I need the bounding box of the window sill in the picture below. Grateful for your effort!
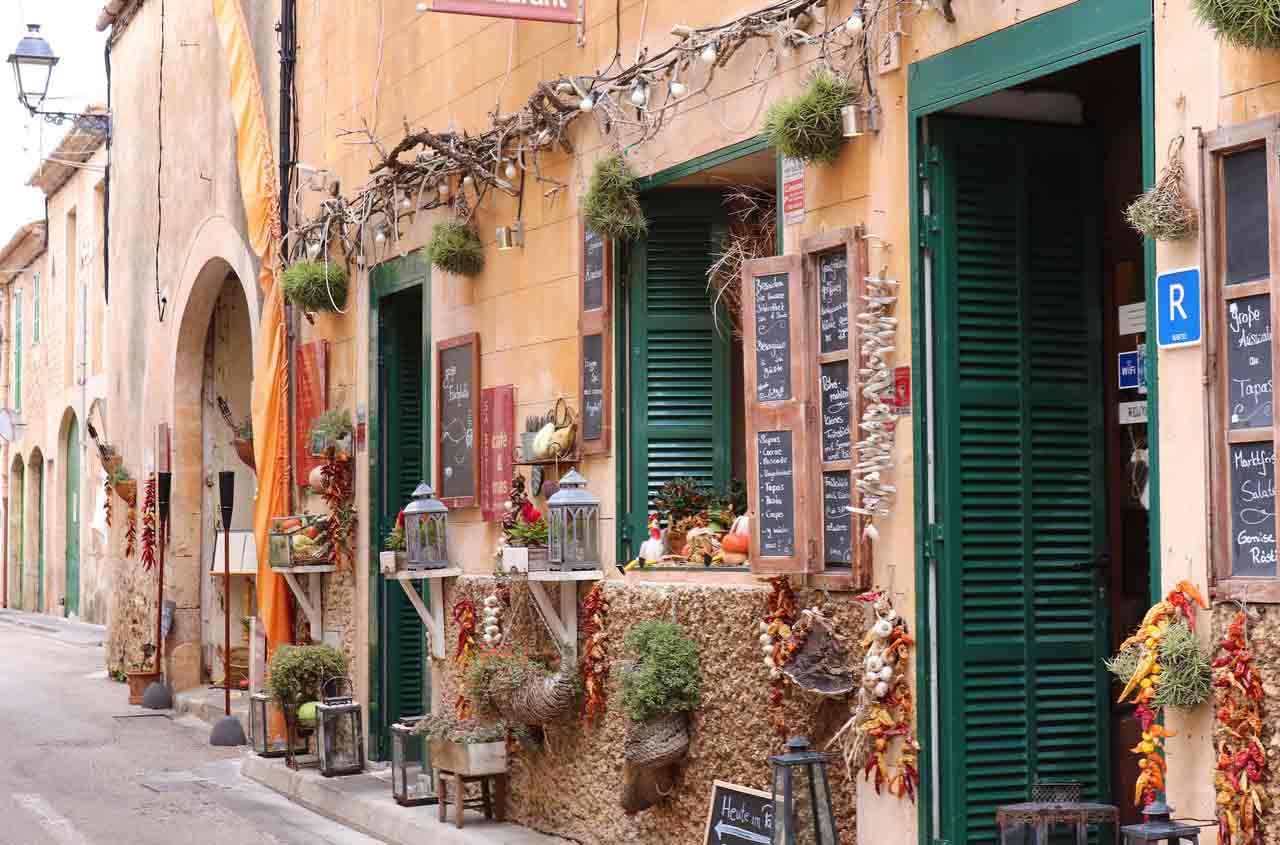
[1212,577,1280,604]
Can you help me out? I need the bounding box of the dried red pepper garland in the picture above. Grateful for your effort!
[140,476,157,571]
[321,449,355,570]
[103,478,113,529]
[1214,610,1268,845]
[453,598,479,719]
[579,581,610,722]
[124,505,137,558]
[759,575,798,739]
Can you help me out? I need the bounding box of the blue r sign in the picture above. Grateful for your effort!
[1156,267,1202,349]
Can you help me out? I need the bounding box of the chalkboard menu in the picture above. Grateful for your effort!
[1224,146,1270,286]
[754,273,792,402]
[583,229,606,311]
[757,431,796,557]
[703,781,773,845]
[1230,441,1277,577]
[823,471,853,566]
[1226,294,1273,429]
[818,251,850,354]
[820,361,851,462]
[437,334,480,506]
[582,333,605,442]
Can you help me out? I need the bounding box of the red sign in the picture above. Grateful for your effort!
[480,386,516,521]
[294,341,329,482]
[893,365,911,416]
[432,0,577,24]
[781,156,805,226]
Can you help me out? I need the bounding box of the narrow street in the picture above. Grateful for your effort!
[0,612,379,845]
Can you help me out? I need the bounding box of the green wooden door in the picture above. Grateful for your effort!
[35,459,43,612]
[625,191,732,554]
[65,419,80,617]
[930,117,1109,845]
[377,284,428,756]
[11,464,22,608]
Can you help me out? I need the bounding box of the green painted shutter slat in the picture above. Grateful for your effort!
[627,193,731,549]
[66,418,80,616]
[933,118,1109,845]
[14,289,21,410]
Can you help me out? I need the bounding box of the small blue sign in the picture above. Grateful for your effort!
[1118,351,1140,389]
[1156,267,1202,348]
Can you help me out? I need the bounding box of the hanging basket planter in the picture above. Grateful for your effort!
[282,260,350,313]
[465,652,576,726]
[582,153,648,241]
[763,71,857,164]
[233,438,256,471]
[426,220,485,277]
[113,477,137,508]
[1192,0,1280,50]
[1125,135,1198,242]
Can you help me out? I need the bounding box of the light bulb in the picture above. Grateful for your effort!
[463,174,474,188]
[845,10,864,32]
[669,79,687,98]
[700,44,717,64]
[374,228,386,244]
[579,94,595,112]
[438,181,450,198]
[401,196,412,210]
[630,84,648,107]
[537,128,552,144]
[415,2,427,11]
[505,161,518,180]
[307,240,321,258]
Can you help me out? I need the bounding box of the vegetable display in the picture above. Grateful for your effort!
[1214,610,1269,845]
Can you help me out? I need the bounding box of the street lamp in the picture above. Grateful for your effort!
[8,25,110,136]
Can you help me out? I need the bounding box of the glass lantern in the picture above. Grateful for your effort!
[316,678,364,777]
[770,736,840,845]
[249,692,308,758]
[404,482,450,570]
[391,717,438,807]
[547,469,600,571]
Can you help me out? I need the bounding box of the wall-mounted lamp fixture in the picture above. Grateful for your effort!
[841,98,881,137]
[497,221,525,251]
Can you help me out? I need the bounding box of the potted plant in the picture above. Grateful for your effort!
[497,478,548,571]
[464,650,577,726]
[308,409,354,457]
[109,466,136,508]
[411,713,509,776]
[232,416,255,471]
[381,510,407,574]
[125,650,160,706]
[266,644,347,753]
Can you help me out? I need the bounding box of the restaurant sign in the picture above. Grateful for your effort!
[431,0,577,24]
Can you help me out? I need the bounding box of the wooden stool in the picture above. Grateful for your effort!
[433,769,507,829]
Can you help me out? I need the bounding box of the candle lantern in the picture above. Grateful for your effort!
[391,717,437,806]
[546,469,600,571]
[770,736,840,845]
[316,678,364,777]
[249,692,308,758]
[1120,801,1203,845]
[403,482,450,570]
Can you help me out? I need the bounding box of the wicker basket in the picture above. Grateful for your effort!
[624,712,690,770]
[233,438,256,471]
[497,666,577,725]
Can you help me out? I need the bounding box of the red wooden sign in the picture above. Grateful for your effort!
[431,0,577,24]
[893,365,911,416]
[480,385,516,522]
[294,340,329,482]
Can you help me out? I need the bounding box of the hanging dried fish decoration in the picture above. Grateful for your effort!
[850,272,899,544]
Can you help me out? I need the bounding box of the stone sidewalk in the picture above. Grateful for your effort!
[0,606,107,647]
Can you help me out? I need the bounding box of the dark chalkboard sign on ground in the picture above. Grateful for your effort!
[704,780,774,845]
[1230,441,1277,577]
[437,334,480,507]
[754,273,792,402]
[757,430,796,557]
[1226,294,1273,430]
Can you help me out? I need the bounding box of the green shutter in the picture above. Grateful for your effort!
[14,289,21,410]
[931,117,1109,845]
[32,272,39,345]
[626,191,731,552]
[66,418,80,617]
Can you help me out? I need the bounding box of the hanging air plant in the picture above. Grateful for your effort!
[582,153,648,241]
[1125,135,1198,242]
[763,71,856,164]
[426,220,485,277]
[1192,0,1280,50]
[282,260,350,312]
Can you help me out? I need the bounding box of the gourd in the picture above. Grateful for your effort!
[721,533,749,555]
[721,515,751,564]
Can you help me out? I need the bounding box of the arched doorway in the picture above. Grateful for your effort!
[9,455,23,609]
[28,451,44,613]
[64,417,80,617]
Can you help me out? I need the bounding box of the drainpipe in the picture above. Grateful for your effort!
[2,282,10,608]
[279,0,298,509]
[1195,126,1214,595]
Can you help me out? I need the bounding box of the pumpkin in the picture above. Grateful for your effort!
[721,532,749,555]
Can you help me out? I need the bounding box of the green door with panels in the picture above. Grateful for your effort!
[35,460,43,612]
[626,191,732,553]
[930,117,1110,845]
[376,280,428,758]
[66,419,80,617]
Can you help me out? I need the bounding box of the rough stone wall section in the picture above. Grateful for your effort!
[439,576,867,845]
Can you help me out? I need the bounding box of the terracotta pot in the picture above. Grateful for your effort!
[126,671,161,705]
[233,438,256,471]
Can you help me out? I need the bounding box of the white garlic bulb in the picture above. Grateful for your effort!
[873,681,889,698]
[764,656,775,668]
[885,608,898,622]
[878,665,894,682]
[484,595,500,607]
[865,654,884,672]
[759,621,770,633]
[485,624,501,636]
[762,644,775,658]
[872,619,893,639]
[759,633,773,646]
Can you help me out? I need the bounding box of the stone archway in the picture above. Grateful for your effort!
[26,449,44,613]
[8,454,23,609]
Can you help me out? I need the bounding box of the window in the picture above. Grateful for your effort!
[13,287,21,411]
[31,271,39,345]
[1208,118,1280,599]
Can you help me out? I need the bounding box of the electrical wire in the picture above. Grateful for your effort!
[154,0,167,322]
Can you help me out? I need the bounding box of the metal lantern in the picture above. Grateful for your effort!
[546,469,600,571]
[8,25,57,113]
[404,482,450,570]
[315,678,364,777]
[391,717,437,807]
[770,736,840,845]
[1121,801,1204,845]
[249,692,308,758]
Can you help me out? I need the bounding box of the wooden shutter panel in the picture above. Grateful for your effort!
[580,226,612,456]
[742,255,813,574]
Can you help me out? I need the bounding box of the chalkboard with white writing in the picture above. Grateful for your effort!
[1230,441,1277,577]
[1226,294,1273,430]
[438,336,479,505]
[757,430,796,557]
[754,273,792,402]
[823,471,853,567]
[583,229,606,312]
[818,250,849,354]
[821,361,851,463]
[582,333,605,442]
[703,781,774,845]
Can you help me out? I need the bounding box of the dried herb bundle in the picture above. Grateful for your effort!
[426,220,485,276]
[707,187,778,338]
[1125,135,1197,241]
[582,153,647,241]
[763,71,856,164]
[282,260,350,312]
[1106,618,1212,711]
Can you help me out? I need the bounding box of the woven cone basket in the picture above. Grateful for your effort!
[498,665,578,725]
[624,712,690,769]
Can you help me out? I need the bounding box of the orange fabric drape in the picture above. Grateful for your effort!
[212,0,292,659]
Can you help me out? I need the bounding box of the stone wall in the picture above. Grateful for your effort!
[439,576,876,844]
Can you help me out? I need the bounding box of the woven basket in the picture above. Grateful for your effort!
[499,666,577,725]
[625,712,689,770]
[233,438,256,471]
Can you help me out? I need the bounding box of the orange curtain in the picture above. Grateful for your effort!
[212,0,292,659]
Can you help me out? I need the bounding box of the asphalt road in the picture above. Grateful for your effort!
[0,613,380,845]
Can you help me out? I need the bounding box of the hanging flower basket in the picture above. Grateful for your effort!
[763,71,857,164]
[624,712,689,769]
[426,220,485,277]
[282,260,350,313]
[582,153,648,241]
[233,438,256,471]
[1192,0,1280,50]
[113,478,137,508]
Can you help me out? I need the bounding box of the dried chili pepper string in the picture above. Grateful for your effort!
[851,591,919,802]
[763,576,798,739]
[1213,610,1268,845]
[140,476,157,571]
[452,598,479,720]
[579,581,610,722]
[104,478,113,529]
[320,450,354,570]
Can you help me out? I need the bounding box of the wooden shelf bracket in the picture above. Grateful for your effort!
[272,564,334,642]
[525,570,603,663]
[390,568,462,660]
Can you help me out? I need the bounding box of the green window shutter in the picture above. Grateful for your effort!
[626,192,731,552]
[32,272,39,345]
[932,118,1109,845]
[14,289,21,410]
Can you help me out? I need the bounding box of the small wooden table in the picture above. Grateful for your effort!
[997,801,1120,845]
[433,769,507,829]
